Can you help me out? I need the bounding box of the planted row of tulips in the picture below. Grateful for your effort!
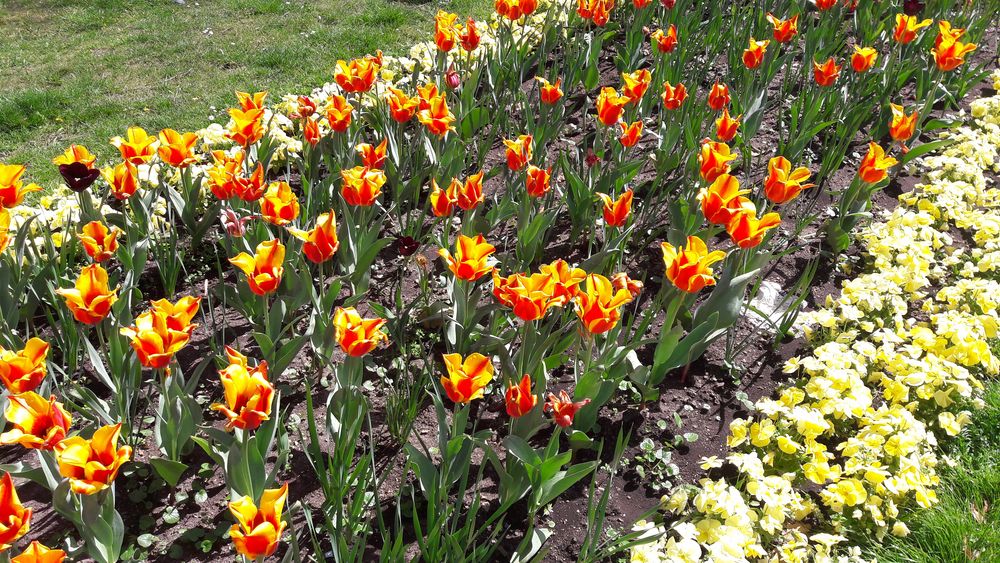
[0,0,992,560]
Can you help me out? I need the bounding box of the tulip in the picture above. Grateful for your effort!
[455,172,485,211]
[813,0,837,9]
[699,140,737,183]
[504,135,533,171]
[76,220,119,263]
[227,108,265,147]
[932,36,977,71]
[434,10,458,51]
[621,69,652,103]
[742,38,769,69]
[236,163,267,202]
[545,390,590,428]
[289,210,340,264]
[858,142,898,184]
[539,259,586,303]
[715,109,740,142]
[697,174,754,225]
[0,164,42,208]
[889,104,919,142]
[157,129,199,168]
[707,82,730,111]
[230,239,285,296]
[764,156,814,204]
[103,160,140,199]
[766,13,798,43]
[326,95,354,133]
[206,150,245,200]
[595,87,628,126]
[934,20,965,48]
[211,347,273,431]
[633,0,653,7]
[0,392,71,450]
[492,270,565,321]
[302,116,321,146]
[56,264,118,325]
[459,17,481,51]
[576,0,612,25]
[535,77,563,105]
[439,234,496,282]
[228,484,288,560]
[574,273,634,334]
[417,93,456,136]
[259,181,300,226]
[55,423,132,495]
[11,541,65,563]
[525,165,552,198]
[440,353,494,404]
[651,25,678,53]
[726,209,781,249]
[236,91,268,111]
[495,0,538,20]
[334,57,379,93]
[340,166,385,206]
[445,66,462,90]
[220,209,254,238]
[813,57,841,87]
[52,145,97,168]
[333,307,388,357]
[0,473,30,550]
[0,209,10,255]
[661,236,726,293]
[619,121,643,148]
[598,189,633,228]
[114,126,157,165]
[851,46,878,73]
[150,295,201,333]
[661,81,687,109]
[356,139,387,170]
[386,87,418,123]
[0,338,49,395]
[119,310,193,371]
[505,375,537,417]
[53,145,100,192]
[429,179,458,217]
[893,14,932,44]
[612,272,643,298]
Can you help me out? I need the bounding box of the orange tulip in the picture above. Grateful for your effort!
[334,57,379,93]
[0,164,42,208]
[539,259,586,303]
[504,135,533,171]
[236,91,268,111]
[612,272,643,298]
[574,273,634,334]
[764,156,814,204]
[77,220,119,263]
[661,236,726,293]
[227,108,265,147]
[434,11,459,51]
[535,77,564,105]
[851,46,878,73]
[766,13,799,43]
[340,166,385,206]
[505,375,538,417]
[119,307,196,370]
[727,209,781,249]
[0,392,72,450]
[417,93,456,136]
[621,69,652,103]
[813,0,836,8]
[11,541,65,563]
[651,25,678,53]
[525,165,552,198]
[429,179,458,217]
[813,57,841,87]
[633,0,653,7]
[230,239,285,296]
[455,171,485,211]
[889,104,918,142]
[0,209,10,255]
[260,181,300,226]
[492,271,565,322]
[0,473,30,550]
[211,347,273,431]
[858,142,898,184]
[707,82,730,111]
[699,140,737,183]
[114,127,157,165]
[206,150,244,200]
[576,0,613,26]
[149,295,200,334]
[933,36,977,71]
[545,390,590,428]
[300,116,320,146]
[326,95,354,133]
[496,0,538,20]
[333,307,387,357]
[440,353,494,404]
[619,121,643,148]
[102,160,140,200]
[661,81,687,109]
[56,264,118,325]
[236,163,267,202]
[386,87,418,123]
[596,86,628,126]
[0,339,49,395]
[459,17,481,51]
[698,174,754,225]
[157,129,199,168]
[742,38,769,69]
[893,14,932,44]
[598,189,633,227]
[289,210,340,264]
[356,139,387,169]
[934,20,965,48]
[715,109,741,142]
[51,145,97,168]
[55,423,132,495]
[228,484,288,560]
[439,234,497,282]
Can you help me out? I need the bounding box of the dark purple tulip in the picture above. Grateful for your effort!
[59,163,101,192]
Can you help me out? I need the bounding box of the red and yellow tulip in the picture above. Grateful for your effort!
[211,347,273,431]
[230,239,285,296]
[78,221,119,263]
[260,181,300,226]
[289,210,340,264]
[55,423,132,495]
[56,264,118,325]
[228,484,288,560]
[661,236,726,293]
[440,352,494,404]
[333,307,388,357]
[0,473,31,550]
[505,375,537,417]
[439,234,497,282]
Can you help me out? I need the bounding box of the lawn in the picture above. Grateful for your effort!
[0,0,492,188]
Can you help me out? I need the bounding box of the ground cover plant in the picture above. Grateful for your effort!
[0,0,997,561]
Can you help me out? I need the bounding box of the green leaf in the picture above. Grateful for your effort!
[150,457,188,488]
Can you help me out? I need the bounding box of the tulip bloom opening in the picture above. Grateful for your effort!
[55,423,132,495]
[0,392,71,450]
[230,239,285,296]
[505,375,538,417]
[289,210,340,264]
[440,352,494,404]
[598,189,634,228]
[545,390,590,428]
[858,142,898,184]
[574,273,635,334]
[0,473,31,550]
[439,234,497,282]
[764,156,814,204]
[228,484,288,560]
[211,347,274,431]
[698,174,754,226]
[0,338,49,394]
[333,307,388,357]
[56,264,118,325]
[661,236,726,293]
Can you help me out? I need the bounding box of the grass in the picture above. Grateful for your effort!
[865,382,1000,562]
[0,0,492,189]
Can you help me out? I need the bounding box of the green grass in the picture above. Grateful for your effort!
[865,382,1000,562]
[0,0,492,188]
